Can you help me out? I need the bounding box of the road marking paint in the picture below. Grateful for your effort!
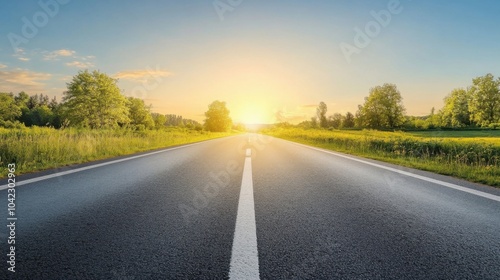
[229,148,260,279]
[289,141,500,203]
[0,142,205,191]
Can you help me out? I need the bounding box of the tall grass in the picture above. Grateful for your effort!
[263,127,500,187]
[0,127,234,177]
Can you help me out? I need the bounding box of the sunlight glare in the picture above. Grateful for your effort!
[235,101,272,124]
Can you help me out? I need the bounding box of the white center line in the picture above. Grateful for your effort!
[229,148,260,280]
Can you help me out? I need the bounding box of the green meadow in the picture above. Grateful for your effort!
[262,127,500,187]
[0,127,234,178]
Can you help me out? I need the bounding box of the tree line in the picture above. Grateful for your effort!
[302,73,500,130]
[0,70,235,132]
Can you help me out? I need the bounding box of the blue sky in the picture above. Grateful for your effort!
[1,0,500,123]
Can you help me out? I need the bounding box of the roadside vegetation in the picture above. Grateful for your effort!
[263,127,499,186]
[266,73,500,187]
[0,70,238,177]
[0,127,233,177]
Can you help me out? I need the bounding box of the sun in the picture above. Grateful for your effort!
[235,103,272,124]
[240,112,266,124]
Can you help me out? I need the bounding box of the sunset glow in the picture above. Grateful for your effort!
[1,1,500,124]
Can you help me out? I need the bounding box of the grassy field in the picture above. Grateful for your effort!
[262,127,500,187]
[408,130,500,138]
[0,127,235,178]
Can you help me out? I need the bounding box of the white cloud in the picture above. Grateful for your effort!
[66,61,94,68]
[0,64,7,69]
[9,48,96,67]
[43,49,76,60]
[40,49,96,68]
[59,75,73,81]
[0,69,51,93]
[81,55,95,61]
[114,69,171,81]
[13,48,30,62]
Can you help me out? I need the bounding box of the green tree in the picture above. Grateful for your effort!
[27,93,49,108]
[151,113,167,129]
[316,102,328,128]
[165,114,183,126]
[310,117,318,128]
[204,100,232,132]
[127,97,154,130]
[328,113,343,129]
[17,93,56,127]
[14,92,30,125]
[354,105,364,128]
[0,93,22,122]
[440,88,471,127]
[63,70,129,128]
[29,105,54,126]
[425,107,441,129]
[48,96,63,128]
[14,91,29,109]
[343,112,355,128]
[468,73,500,127]
[358,83,406,128]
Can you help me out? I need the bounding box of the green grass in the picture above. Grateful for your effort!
[0,127,235,178]
[262,127,500,187]
[407,130,500,138]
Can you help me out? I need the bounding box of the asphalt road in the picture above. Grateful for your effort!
[1,134,499,279]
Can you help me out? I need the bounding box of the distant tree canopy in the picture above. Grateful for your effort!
[316,102,328,128]
[468,73,500,127]
[0,91,202,131]
[307,74,499,130]
[433,73,500,128]
[2,70,498,131]
[440,88,471,128]
[328,113,342,129]
[127,97,154,130]
[357,83,406,129]
[343,112,355,128]
[151,113,167,129]
[0,69,211,130]
[164,114,200,128]
[204,100,232,132]
[0,93,21,124]
[17,93,60,127]
[63,70,129,129]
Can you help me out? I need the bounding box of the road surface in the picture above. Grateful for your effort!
[1,134,499,279]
